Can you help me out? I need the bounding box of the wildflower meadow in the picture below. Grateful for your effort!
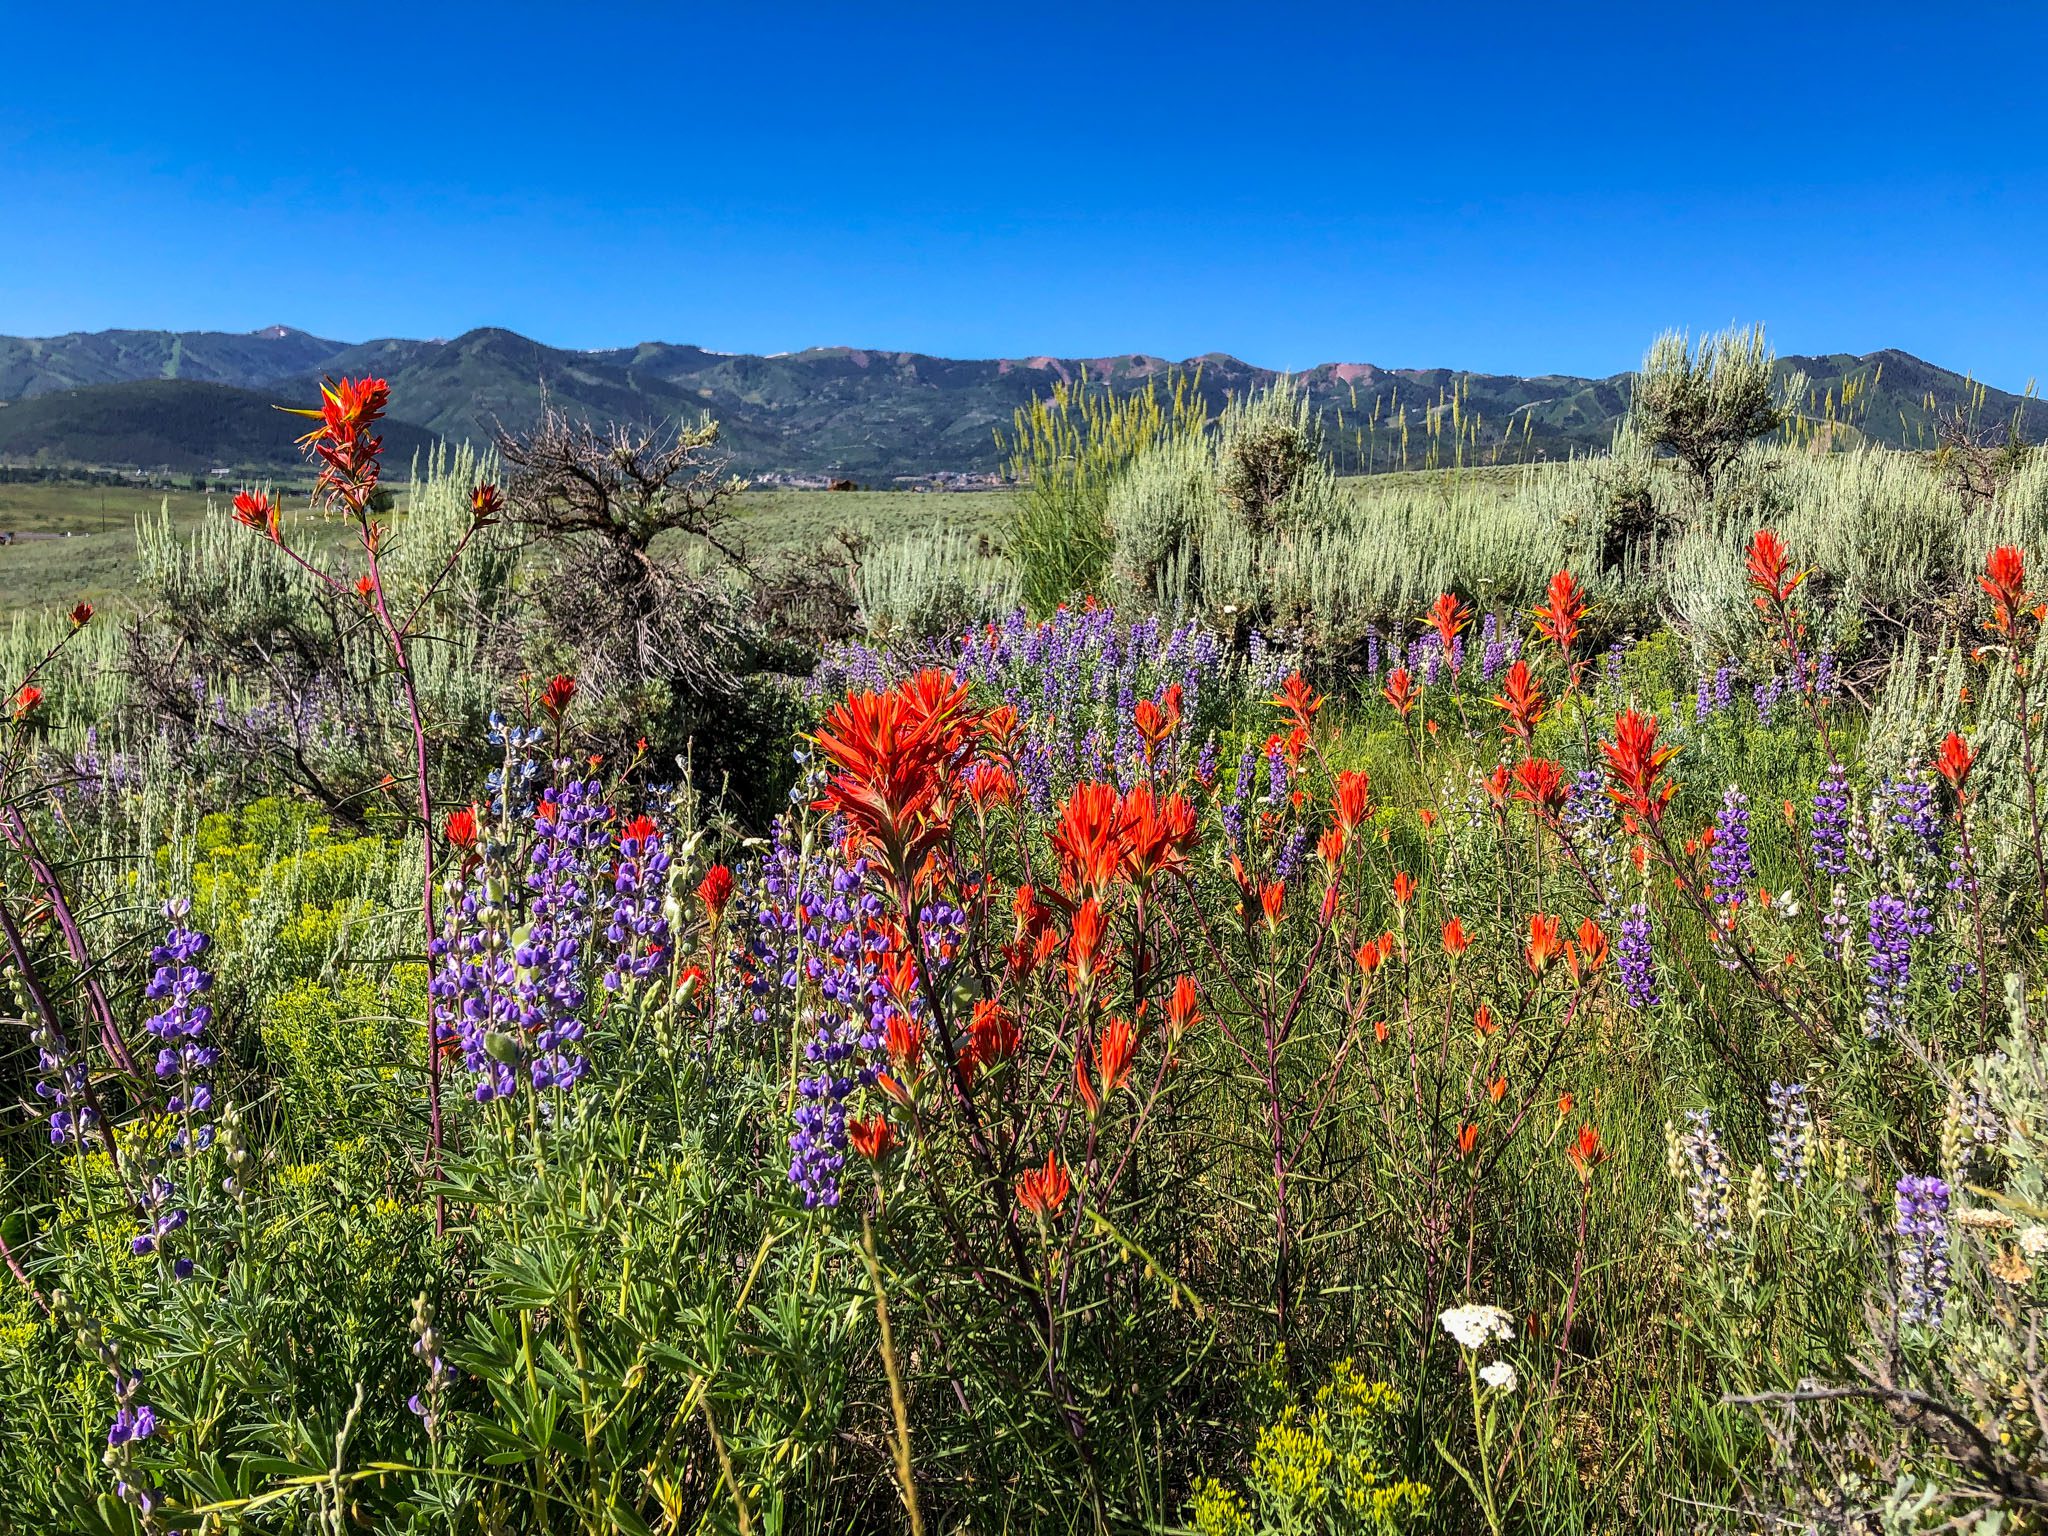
[6,338,2048,1534]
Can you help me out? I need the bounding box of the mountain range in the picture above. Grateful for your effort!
[0,325,2038,481]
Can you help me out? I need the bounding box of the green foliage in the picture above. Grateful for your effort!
[1190,1362,1429,1536]
[1632,325,1803,498]
[999,368,1205,614]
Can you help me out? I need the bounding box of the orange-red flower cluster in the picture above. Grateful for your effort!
[1531,571,1586,658]
[814,670,975,879]
[1016,1150,1072,1215]
[1381,667,1419,719]
[1601,710,1678,826]
[289,376,390,515]
[1745,529,1806,608]
[1981,545,2034,639]
[1491,659,1547,745]
[1050,780,1197,895]
[232,489,281,541]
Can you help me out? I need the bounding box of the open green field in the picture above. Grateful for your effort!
[0,479,1018,616]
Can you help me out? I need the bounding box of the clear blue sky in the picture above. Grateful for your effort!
[3,2,2044,386]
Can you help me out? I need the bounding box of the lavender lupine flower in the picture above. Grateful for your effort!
[142,900,216,1152]
[1479,613,1505,684]
[1881,776,1944,869]
[772,834,892,1208]
[484,711,545,813]
[1619,903,1660,1009]
[408,1292,453,1438]
[28,1012,95,1147]
[1767,1082,1812,1186]
[1753,669,1787,725]
[1599,640,1627,694]
[1710,785,1753,907]
[96,1345,164,1529]
[1273,826,1312,885]
[129,1173,189,1279]
[1894,1175,1951,1326]
[1811,762,1850,877]
[1266,740,1291,808]
[1821,882,1852,964]
[431,848,525,1104]
[1675,1109,1733,1247]
[1221,739,1259,853]
[1365,625,1382,680]
[1864,887,1926,1040]
[603,811,672,992]
[517,778,610,1093]
[1563,768,1610,834]
[1812,649,1837,703]
[1694,668,1713,725]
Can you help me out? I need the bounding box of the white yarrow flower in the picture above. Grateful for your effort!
[2021,1224,2048,1259]
[1438,1303,1515,1350]
[1479,1361,1518,1392]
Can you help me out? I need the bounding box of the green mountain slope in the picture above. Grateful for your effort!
[0,327,2037,479]
[0,379,441,475]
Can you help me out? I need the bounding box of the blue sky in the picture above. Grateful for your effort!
[3,2,2044,386]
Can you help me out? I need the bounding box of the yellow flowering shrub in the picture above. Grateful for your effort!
[1192,1360,1429,1536]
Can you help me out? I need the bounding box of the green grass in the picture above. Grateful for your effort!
[0,481,1016,617]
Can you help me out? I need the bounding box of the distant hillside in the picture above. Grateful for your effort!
[0,379,441,476]
[0,326,2039,479]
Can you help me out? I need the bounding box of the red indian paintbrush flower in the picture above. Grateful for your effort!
[969,998,1020,1064]
[1744,529,1806,607]
[1165,974,1201,1037]
[1601,709,1678,826]
[1525,912,1565,975]
[1391,870,1416,907]
[68,602,93,628]
[697,863,735,921]
[884,1014,926,1070]
[470,482,502,524]
[1016,1150,1072,1215]
[966,762,1015,809]
[1097,1017,1136,1097]
[1491,658,1547,744]
[1935,732,1975,797]
[1566,1123,1608,1180]
[814,674,970,875]
[1511,756,1570,818]
[1270,672,1324,731]
[232,489,281,541]
[1052,782,1127,895]
[1565,918,1608,983]
[443,805,480,849]
[1119,782,1198,885]
[1426,591,1473,651]
[1455,1123,1480,1158]
[285,376,391,513]
[1259,881,1286,926]
[1066,898,1109,996]
[540,674,578,721]
[1134,683,1183,754]
[1381,667,1419,719]
[1333,769,1372,832]
[1473,1003,1498,1037]
[1981,545,2033,638]
[12,684,43,721]
[848,1114,897,1161]
[1531,571,1587,659]
[1442,916,1470,956]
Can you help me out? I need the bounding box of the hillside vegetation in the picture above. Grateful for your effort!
[0,324,2039,479]
[6,335,2048,1533]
